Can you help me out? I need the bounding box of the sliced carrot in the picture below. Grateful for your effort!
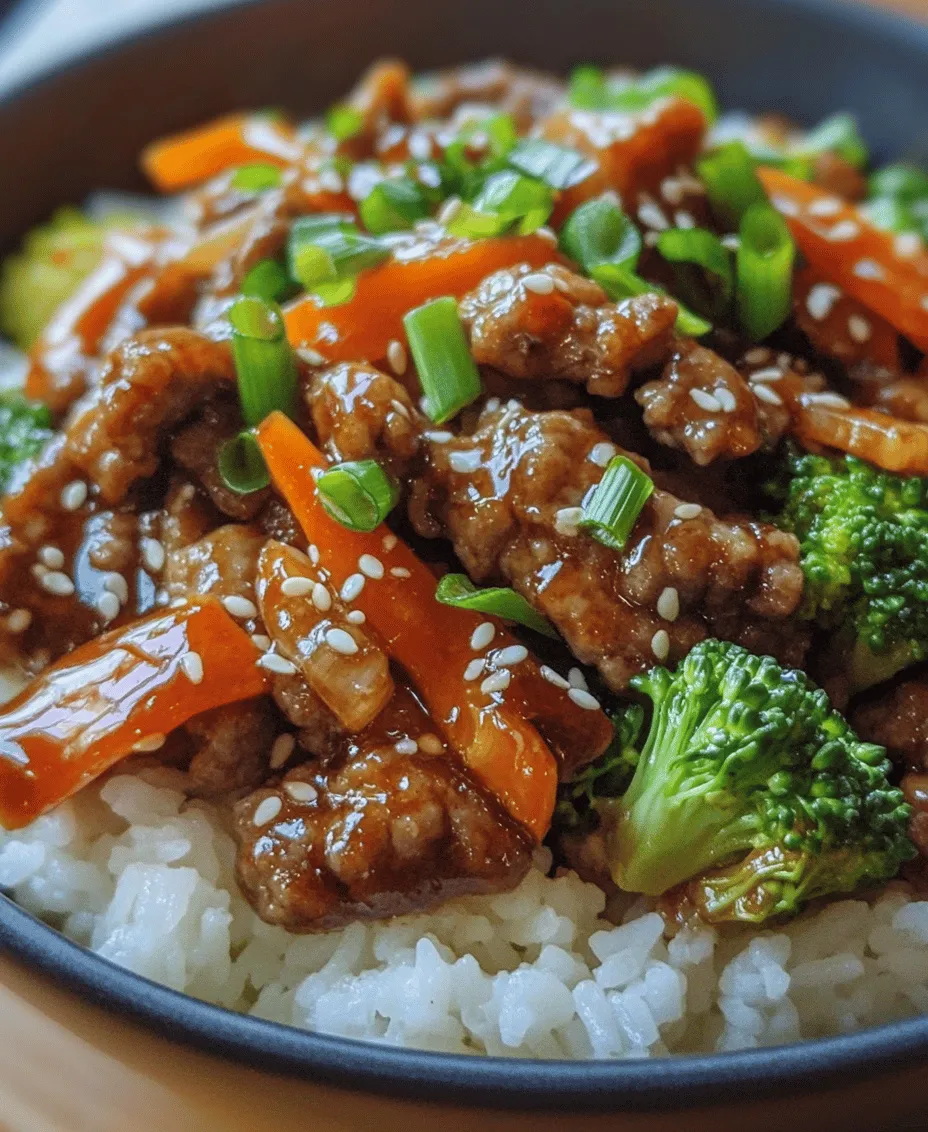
[792,265,902,372]
[256,412,561,839]
[759,167,928,353]
[0,600,269,829]
[794,397,928,475]
[283,230,559,364]
[141,113,301,192]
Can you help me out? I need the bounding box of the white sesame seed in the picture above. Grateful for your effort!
[807,196,843,217]
[690,388,722,413]
[554,506,584,536]
[60,481,88,511]
[714,387,738,413]
[826,219,860,241]
[896,232,922,257]
[752,383,783,406]
[390,398,410,419]
[540,665,570,690]
[568,687,601,711]
[674,502,702,520]
[269,733,296,770]
[394,738,418,755]
[318,168,344,193]
[651,628,670,661]
[253,796,282,826]
[358,554,385,579]
[325,627,358,655]
[281,576,313,597]
[382,533,398,552]
[387,339,408,375]
[481,669,511,694]
[297,346,326,366]
[805,392,851,410]
[257,652,298,675]
[5,609,31,633]
[674,210,696,229]
[140,538,165,573]
[853,258,886,280]
[637,200,669,230]
[778,352,794,370]
[656,586,680,622]
[418,733,443,755]
[347,608,366,625]
[251,634,272,651]
[522,272,555,295]
[103,573,129,604]
[438,196,462,224]
[311,583,332,611]
[744,347,772,365]
[169,596,187,608]
[285,781,318,803]
[495,644,528,667]
[660,176,685,205]
[470,621,496,651]
[749,367,784,383]
[40,571,74,597]
[222,595,258,619]
[484,397,502,412]
[805,282,842,321]
[180,651,204,684]
[390,567,411,578]
[720,234,741,251]
[568,667,588,691]
[40,547,66,573]
[848,314,872,344]
[464,658,485,681]
[535,225,558,244]
[308,545,320,566]
[425,430,454,444]
[771,194,799,217]
[340,573,366,602]
[588,442,617,468]
[449,450,482,474]
[132,733,166,753]
[96,591,120,622]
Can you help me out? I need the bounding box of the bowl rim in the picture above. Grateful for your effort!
[2,0,928,1111]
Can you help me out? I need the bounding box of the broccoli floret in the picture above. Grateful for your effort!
[0,392,52,491]
[555,706,643,833]
[599,639,913,923]
[768,446,928,689]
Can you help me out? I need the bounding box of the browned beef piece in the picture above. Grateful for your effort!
[184,698,279,796]
[158,478,222,560]
[305,362,423,477]
[413,402,807,691]
[459,263,677,398]
[163,523,265,610]
[409,59,564,129]
[853,679,928,773]
[270,672,344,754]
[233,687,533,930]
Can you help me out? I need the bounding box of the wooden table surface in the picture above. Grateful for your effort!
[3,2,928,1128]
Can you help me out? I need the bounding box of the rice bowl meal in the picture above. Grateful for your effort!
[3,56,928,1062]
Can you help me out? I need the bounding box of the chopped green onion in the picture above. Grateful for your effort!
[657,227,734,303]
[869,163,928,202]
[435,574,557,638]
[231,163,283,193]
[640,67,718,123]
[697,142,766,228]
[359,178,429,234]
[568,65,609,110]
[241,258,293,303]
[445,112,518,173]
[863,196,914,234]
[288,217,389,306]
[508,139,596,191]
[403,296,482,424]
[736,202,796,342]
[326,104,364,142]
[228,295,299,426]
[217,430,270,495]
[800,112,868,169]
[448,171,554,238]
[579,455,654,551]
[316,459,399,532]
[567,65,718,123]
[591,262,712,337]
[560,195,642,274]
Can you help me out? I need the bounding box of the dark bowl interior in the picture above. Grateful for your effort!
[2,0,928,1113]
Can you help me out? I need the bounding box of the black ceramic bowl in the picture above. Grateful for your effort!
[2,0,928,1119]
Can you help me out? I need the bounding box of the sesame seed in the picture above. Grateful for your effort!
[484,397,502,412]
[805,282,842,321]
[251,634,272,651]
[651,629,670,661]
[656,586,680,622]
[568,667,588,691]
[535,225,558,244]
[6,609,31,633]
[285,781,318,803]
[749,367,783,383]
[38,545,65,570]
[131,733,166,754]
[449,450,482,474]
[258,653,298,675]
[297,346,326,366]
[637,200,669,230]
[418,733,443,755]
[848,314,872,344]
[589,442,617,468]
[269,733,296,770]
[714,387,738,413]
[96,591,120,622]
[169,596,187,608]
[390,567,411,578]
[40,571,74,597]
[690,388,722,413]
[386,339,408,376]
[481,669,511,694]
[358,554,385,579]
[744,347,772,365]
[180,652,204,684]
[752,383,783,406]
[438,196,462,224]
[771,194,799,217]
[253,796,282,826]
[318,168,344,193]
[60,481,88,511]
[140,538,165,573]
[826,219,860,241]
[644,232,662,248]
[540,665,570,690]
[807,196,843,217]
[470,621,496,651]
[394,738,418,755]
[308,545,320,565]
[720,234,741,251]
[281,576,313,597]
[222,595,258,619]
[554,506,584,536]
[660,176,685,205]
[340,573,366,602]
[674,503,702,520]
[425,430,454,444]
[325,627,358,655]
[103,573,129,604]
[312,583,332,611]
[895,232,921,257]
[464,658,485,681]
[495,644,528,667]
[568,687,601,711]
[674,210,696,229]
[522,271,555,295]
[777,352,794,370]
[390,398,410,419]
[382,533,398,552]
[852,258,885,280]
[343,610,365,628]
[806,392,851,410]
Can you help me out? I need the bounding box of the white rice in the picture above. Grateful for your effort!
[2,765,927,1059]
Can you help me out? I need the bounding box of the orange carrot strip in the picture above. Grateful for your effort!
[0,600,269,829]
[759,167,928,352]
[141,113,300,192]
[792,265,902,372]
[256,412,559,839]
[283,231,559,364]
